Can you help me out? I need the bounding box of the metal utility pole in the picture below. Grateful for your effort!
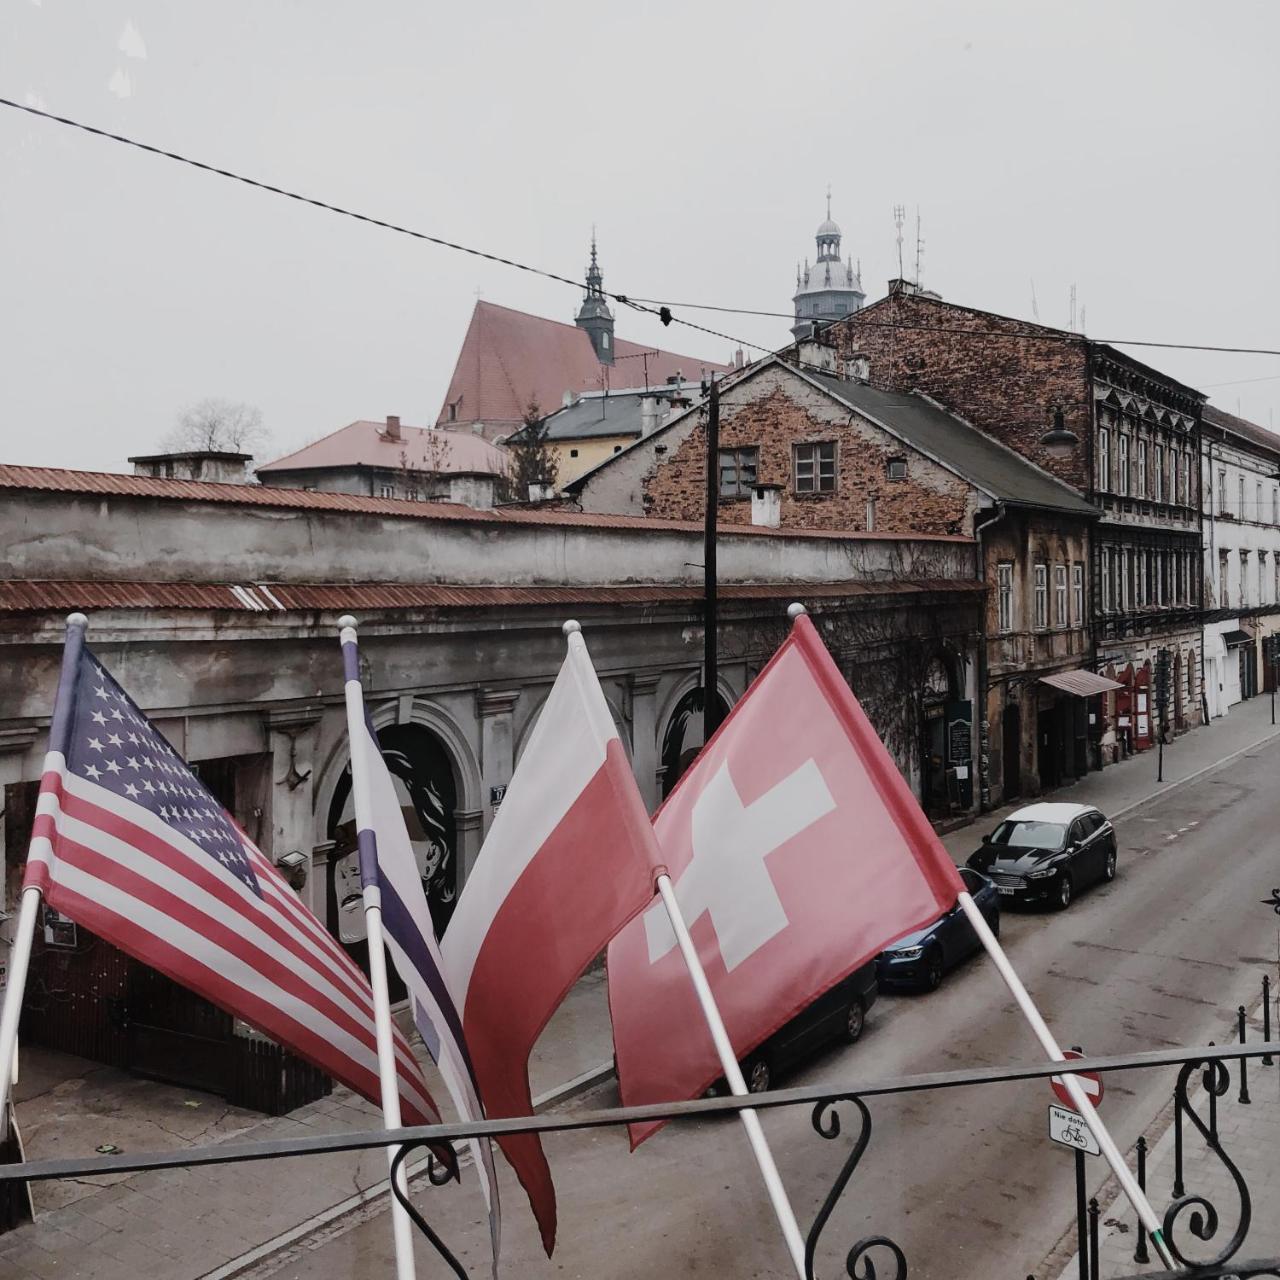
[703,377,720,745]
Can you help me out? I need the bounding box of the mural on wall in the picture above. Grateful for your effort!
[325,723,459,957]
[660,686,730,798]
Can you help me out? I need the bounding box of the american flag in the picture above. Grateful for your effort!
[23,635,441,1128]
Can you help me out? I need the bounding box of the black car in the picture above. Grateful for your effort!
[709,960,879,1095]
[876,867,1000,991]
[966,803,1118,910]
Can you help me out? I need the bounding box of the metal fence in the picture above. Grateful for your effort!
[3,1035,1277,1280]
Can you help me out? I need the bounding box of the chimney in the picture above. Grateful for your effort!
[640,395,661,438]
[751,483,783,529]
[385,414,402,441]
[796,340,837,373]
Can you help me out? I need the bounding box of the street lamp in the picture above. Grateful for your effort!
[1040,407,1080,460]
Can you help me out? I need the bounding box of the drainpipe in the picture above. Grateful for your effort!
[973,502,1007,814]
[1202,429,1216,720]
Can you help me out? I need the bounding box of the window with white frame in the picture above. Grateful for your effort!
[1219,550,1229,607]
[1273,487,1278,526]
[997,562,1014,633]
[1034,563,1048,629]
[793,441,836,493]
[1054,564,1067,626]
[718,447,759,498]
[1121,551,1131,612]
[1218,469,1227,512]
[1257,481,1263,523]
[1260,551,1268,604]
[1101,548,1113,612]
[1240,550,1250,607]
[1098,428,1111,491]
[1181,451,1190,505]
[1239,476,1246,518]
[1137,440,1148,497]
[1154,444,1164,501]
[1118,435,1130,496]
[1072,562,1084,623]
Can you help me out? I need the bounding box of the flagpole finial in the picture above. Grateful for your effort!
[562,619,582,636]
[66,612,88,629]
[786,602,807,620]
[338,614,358,631]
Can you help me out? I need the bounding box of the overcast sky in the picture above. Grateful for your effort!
[2,0,1278,472]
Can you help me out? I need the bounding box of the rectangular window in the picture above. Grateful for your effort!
[1239,476,1246,518]
[1154,444,1164,502]
[1098,428,1111,491]
[1034,564,1048,629]
[1137,440,1148,497]
[1219,550,1229,608]
[1137,551,1147,607]
[1260,552,1268,604]
[1158,552,1166,607]
[793,441,836,493]
[718,447,758,498]
[1121,551,1131,612]
[1240,550,1250,607]
[997,562,1014,634]
[1054,564,1067,626]
[1180,451,1189,505]
[1218,469,1228,512]
[887,457,908,480]
[1072,562,1084,624]
[378,484,395,498]
[1118,435,1130,496]
[1257,481,1263,523]
[1101,548,1113,613]
[1273,487,1278,526]
[1275,555,1279,604]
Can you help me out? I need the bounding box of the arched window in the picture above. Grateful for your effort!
[661,686,730,797]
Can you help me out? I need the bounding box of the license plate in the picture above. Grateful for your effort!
[998,886,1016,896]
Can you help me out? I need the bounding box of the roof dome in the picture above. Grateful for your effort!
[816,216,841,237]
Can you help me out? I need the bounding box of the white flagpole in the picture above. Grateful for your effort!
[956,891,1176,1268]
[338,616,418,1280]
[655,874,808,1279]
[0,611,89,1144]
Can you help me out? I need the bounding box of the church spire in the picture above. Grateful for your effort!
[575,229,615,364]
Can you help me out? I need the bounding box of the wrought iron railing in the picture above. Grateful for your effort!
[3,1033,1278,1279]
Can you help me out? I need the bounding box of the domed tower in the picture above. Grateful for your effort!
[792,193,864,342]
[574,233,615,364]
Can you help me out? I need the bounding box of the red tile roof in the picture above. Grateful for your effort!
[1203,404,1280,456]
[0,464,974,542]
[258,420,508,476]
[435,301,733,428]
[0,579,985,615]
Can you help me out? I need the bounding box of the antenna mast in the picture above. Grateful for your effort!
[893,204,906,281]
[914,206,924,289]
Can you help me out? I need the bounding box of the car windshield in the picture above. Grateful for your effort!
[991,819,1067,852]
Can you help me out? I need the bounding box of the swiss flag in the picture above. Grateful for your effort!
[608,612,964,1142]
[441,625,661,1254]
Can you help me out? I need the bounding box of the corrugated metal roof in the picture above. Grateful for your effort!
[0,464,974,543]
[0,578,985,615]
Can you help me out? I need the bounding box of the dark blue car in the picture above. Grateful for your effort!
[876,867,999,992]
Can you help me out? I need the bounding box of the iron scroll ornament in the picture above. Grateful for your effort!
[387,1139,469,1279]
[1161,1059,1251,1271]
[1262,888,1280,916]
[805,1096,908,1280]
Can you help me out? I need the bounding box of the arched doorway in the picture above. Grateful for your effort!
[661,686,730,798]
[326,723,460,978]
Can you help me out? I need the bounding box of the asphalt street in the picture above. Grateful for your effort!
[241,743,1280,1280]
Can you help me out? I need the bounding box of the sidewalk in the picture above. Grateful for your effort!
[1,704,1277,1280]
[0,972,613,1280]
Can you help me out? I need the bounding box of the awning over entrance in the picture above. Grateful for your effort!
[1222,629,1253,648]
[1038,669,1123,697]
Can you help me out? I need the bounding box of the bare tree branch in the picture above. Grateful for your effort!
[161,398,269,455]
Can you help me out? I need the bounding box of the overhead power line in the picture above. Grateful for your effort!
[3,95,1280,362]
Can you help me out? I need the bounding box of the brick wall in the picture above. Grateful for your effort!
[831,293,1093,491]
[642,369,976,536]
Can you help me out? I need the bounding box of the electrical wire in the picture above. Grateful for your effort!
[3,95,1280,361]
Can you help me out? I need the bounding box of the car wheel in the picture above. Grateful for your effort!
[922,949,944,993]
[1054,874,1073,911]
[1103,847,1117,882]
[842,998,866,1044]
[745,1056,772,1094]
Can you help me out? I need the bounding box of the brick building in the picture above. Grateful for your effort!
[570,349,1102,813]
[831,288,1206,760]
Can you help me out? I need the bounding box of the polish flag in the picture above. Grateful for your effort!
[608,611,966,1143]
[440,624,661,1255]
